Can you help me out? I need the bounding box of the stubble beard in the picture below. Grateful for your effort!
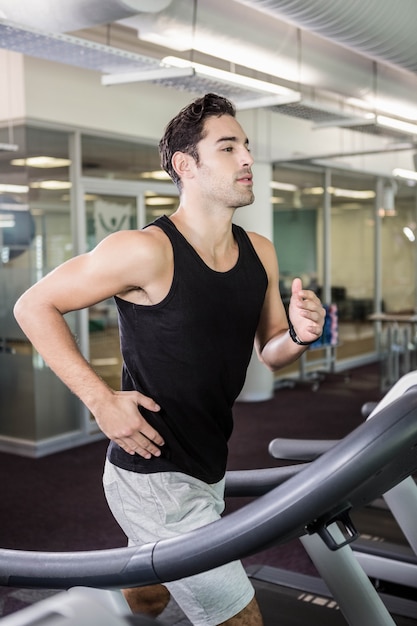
[232,188,255,209]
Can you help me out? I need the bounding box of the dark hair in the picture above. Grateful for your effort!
[159,93,236,190]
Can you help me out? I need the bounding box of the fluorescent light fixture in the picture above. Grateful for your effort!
[302,186,324,195]
[0,143,19,152]
[140,170,172,180]
[30,180,72,190]
[377,116,417,135]
[270,181,298,192]
[403,226,415,242]
[0,215,16,228]
[235,93,301,111]
[301,186,375,199]
[346,97,417,122]
[393,168,417,181]
[332,188,375,199]
[0,183,29,193]
[102,66,194,86]
[146,196,177,206]
[162,56,296,96]
[11,156,71,168]
[0,202,29,211]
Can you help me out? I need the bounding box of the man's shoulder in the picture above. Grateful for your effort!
[245,231,277,277]
[94,226,173,283]
[99,227,173,301]
[102,225,170,259]
[246,231,275,253]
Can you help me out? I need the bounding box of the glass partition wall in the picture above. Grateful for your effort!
[272,163,417,376]
[0,125,177,456]
[0,126,81,455]
[380,178,417,314]
[327,169,376,360]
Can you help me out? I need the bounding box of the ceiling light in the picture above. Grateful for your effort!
[377,116,417,136]
[0,215,16,229]
[301,186,375,199]
[302,186,324,195]
[235,94,301,111]
[270,181,298,192]
[403,227,415,242]
[162,56,296,96]
[30,181,72,190]
[140,170,172,180]
[11,156,71,168]
[393,168,417,181]
[346,98,417,122]
[146,196,177,206]
[0,143,19,152]
[0,184,29,193]
[332,188,375,199]
[101,66,194,86]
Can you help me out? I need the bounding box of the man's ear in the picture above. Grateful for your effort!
[172,151,195,183]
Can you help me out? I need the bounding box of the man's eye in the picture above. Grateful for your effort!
[223,146,233,152]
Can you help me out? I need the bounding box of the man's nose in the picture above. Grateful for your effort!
[242,147,254,167]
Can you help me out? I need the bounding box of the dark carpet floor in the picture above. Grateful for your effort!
[0,363,384,617]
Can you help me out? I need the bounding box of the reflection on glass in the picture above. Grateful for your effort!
[381,179,416,314]
[85,193,137,395]
[0,126,79,443]
[328,170,376,357]
[273,165,377,362]
[145,191,178,225]
[82,135,161,181]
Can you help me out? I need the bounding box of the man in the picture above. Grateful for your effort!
[14,93,325,625]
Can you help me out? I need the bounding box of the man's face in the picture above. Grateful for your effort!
[192,114,255,209]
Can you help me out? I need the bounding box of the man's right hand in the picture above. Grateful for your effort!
[94,390,164,459]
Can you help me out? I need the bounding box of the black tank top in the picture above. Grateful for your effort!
[107,215,268,483]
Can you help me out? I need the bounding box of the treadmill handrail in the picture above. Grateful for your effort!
[268,381,417,461]
[268,438,337,461]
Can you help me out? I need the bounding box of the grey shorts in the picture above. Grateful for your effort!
[103,460,254,626]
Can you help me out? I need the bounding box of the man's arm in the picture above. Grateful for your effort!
[14,229,166,458]
[250,233,325,371]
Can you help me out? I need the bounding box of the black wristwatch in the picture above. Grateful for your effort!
[288,320,317,346]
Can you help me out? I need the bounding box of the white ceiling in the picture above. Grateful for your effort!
[1,0,417,172]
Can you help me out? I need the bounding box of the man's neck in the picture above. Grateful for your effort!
[169,205,238,272]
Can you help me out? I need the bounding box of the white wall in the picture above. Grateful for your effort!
[23,56,191,140]
[0,51,26,123]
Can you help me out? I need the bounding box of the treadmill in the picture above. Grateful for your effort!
[267,371,417,599]
[2,375,417,625]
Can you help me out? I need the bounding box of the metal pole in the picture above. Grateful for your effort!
[301,529,395,625]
